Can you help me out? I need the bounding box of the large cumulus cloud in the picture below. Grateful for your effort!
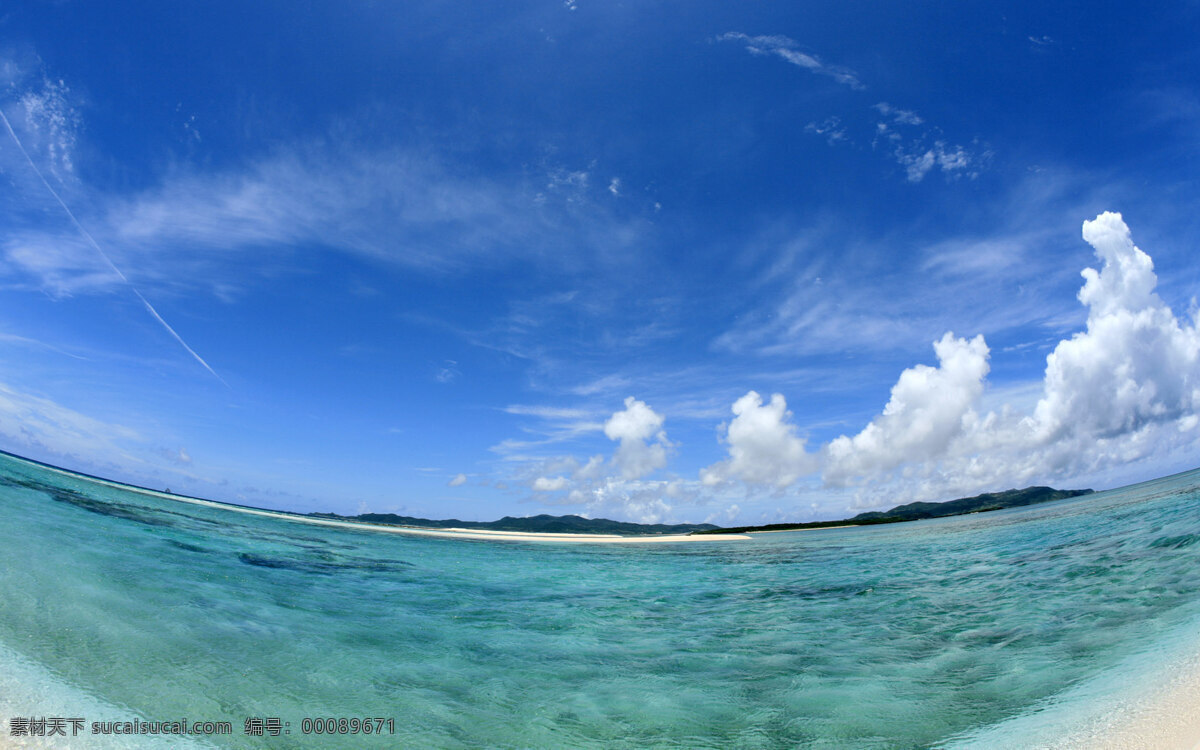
[701,391,817,488]
[824,333,990,485]
[1032,212,1199,444]
[703,211,1200,502]
[604,396,671,479]
[522,212,1197,521]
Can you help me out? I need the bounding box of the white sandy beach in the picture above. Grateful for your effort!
[1040,644,1200,750]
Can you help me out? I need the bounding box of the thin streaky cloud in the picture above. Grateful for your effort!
[0,109,226,386]
[719,33,864,90]
[504,405,593,419]
[0,331,90,361]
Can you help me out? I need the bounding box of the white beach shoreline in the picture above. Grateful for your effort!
[940,623,1200,750]
[1040,643,1200,750]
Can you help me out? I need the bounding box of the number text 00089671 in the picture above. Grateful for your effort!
[300,718,394,735]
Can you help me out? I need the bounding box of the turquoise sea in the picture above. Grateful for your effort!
[2,450,1200,748]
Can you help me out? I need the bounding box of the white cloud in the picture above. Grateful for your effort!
[564,477,686,524]
[3,136,645,302]
[869,101,984,184]
[823,212,1200,500]
[604,396,670,479]
[448,473,467,487]
[19,78,79,180]
[603,396,663,442]
[898,149,937,182]
[488,402,604,460]
[873,102,923,126]
[0,55,79,183]
[573,454,605,480]
[712,176,1095,364]
[705,503,742,525]
[2,232,119,297]
[503,398,683,521]
[503,404,591,419]
[532,475,568,491]
[570,373,633,396]
[711,261,929,358]
[701,391,816,488]
[824,333,991,485]
[1030,212,1200,445]
[487,419,605,460]
[805,118,847,145]
[895,142,977,183]
[435,360,461,384]
[546,168,589,192]
[935,144,971,172]
[0,381,142,467]
[719,33,864,90]
[714,42,986,183]
[706,212,1198,508]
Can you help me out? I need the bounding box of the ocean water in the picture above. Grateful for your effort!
[2,452,1200,749]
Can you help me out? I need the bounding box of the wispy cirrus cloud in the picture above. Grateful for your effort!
[0,380,143,470]
[2,77,225,383]
[718,33,864,90]
[0,331,89,361]
[488,411,605,461]
[504,404,593,419]
[718,36,985,182]
[3,132,651,304]
[713,170,1106,361]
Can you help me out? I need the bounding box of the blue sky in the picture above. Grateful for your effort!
[2,0,1199,524]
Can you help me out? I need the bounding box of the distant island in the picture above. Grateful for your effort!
[307,511,720,536]
[691,486,1094,535]
[0,448,1094,540]
[310,486,1093,538]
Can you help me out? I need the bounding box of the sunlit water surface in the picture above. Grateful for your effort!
[2,451,1200,748]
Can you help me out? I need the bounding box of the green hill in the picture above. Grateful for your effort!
[308,511,718,536]
[693,486,1094,535]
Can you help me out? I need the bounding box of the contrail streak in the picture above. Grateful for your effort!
[0,108,226,385]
